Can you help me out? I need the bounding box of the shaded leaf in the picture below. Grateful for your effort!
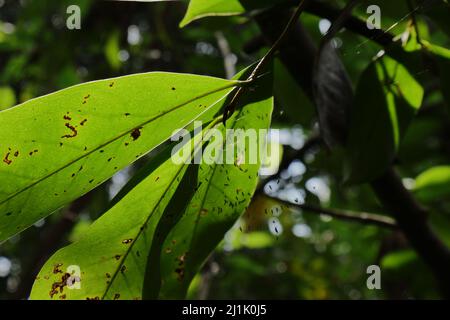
[156,69,273,299]
[421,0,450,38]
[274,59,314,127]
[346,54,424,183]
[414,166,450,203]
[313,41,353,147]
[427,44,450,113]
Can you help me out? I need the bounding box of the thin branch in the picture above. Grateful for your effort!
[320,0,360,46]
[302,0,394,47]
[261,194,398,229]
[407,0,423,46]
[248,0,309,81]
[223,0,310,124]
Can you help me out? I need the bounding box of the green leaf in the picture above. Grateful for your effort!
[421,0,450,38]
[274,59,314,127]
[0,72,238,242]
[180,0,283,27]
[427,44,450,113]
[30,65,273,300]
[0,86,16,111]
[381,249,418,270]
[29,143,196,300]
[104,30,121,71]
[414,166,450,203]
[346,55,424,183]
[156,71,273,299]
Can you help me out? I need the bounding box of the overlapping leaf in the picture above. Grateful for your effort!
[0,72,238,242]
[346,54,424,183]
[29,141,199,299]
[29,68,273,300]
[155,74,273,299]
[414,166,450,203]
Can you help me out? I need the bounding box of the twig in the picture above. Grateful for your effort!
[320,0,360,46]
[261,194,398,229]
[407,0,423,46]
[222,0,310,124]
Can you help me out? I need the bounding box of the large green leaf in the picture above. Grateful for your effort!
[155,71,273,299]
[0,72,238,242]
[414,166,450,203]
[346,55,424,183]
[30,67,273,300]
[180,0,285,27]
[29,140,198,300]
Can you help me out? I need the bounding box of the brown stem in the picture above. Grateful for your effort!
[262,195,398,229]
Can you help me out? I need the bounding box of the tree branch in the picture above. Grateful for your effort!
[371,169,450,297]
[261,194,398,229]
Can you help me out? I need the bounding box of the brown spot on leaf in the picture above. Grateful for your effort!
[49,272,70,298]
[80,119,87,126]
[131,127,141,141]
[114,255,121,260]
[122,239,133,244]
[14,151,19,157]
[113,293,120,300]
[120,265,126,273]
[63,115,72,121]
[3,152,12,165]
[61,123,78,138]
[53,263,63,274]
[109,82,114,87]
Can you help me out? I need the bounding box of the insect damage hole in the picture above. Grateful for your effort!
[130,127,142,141]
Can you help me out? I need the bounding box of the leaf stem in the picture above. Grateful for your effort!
[223,0,309,124]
